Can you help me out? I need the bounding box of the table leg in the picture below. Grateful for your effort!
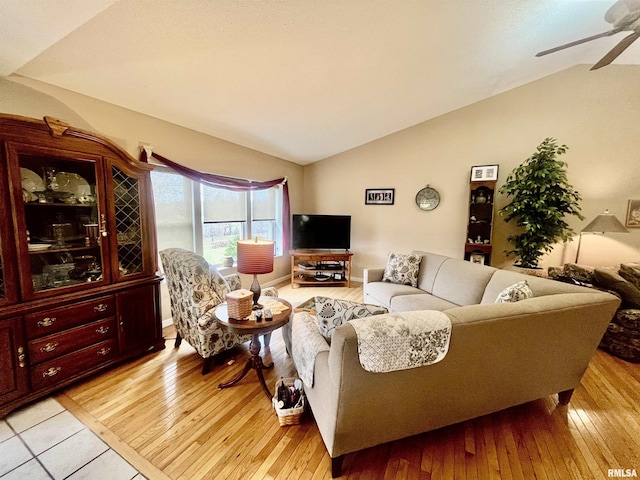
[218,334,274,400]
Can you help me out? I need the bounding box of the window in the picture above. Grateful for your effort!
[151,166,282,266]
[150,168,195,252]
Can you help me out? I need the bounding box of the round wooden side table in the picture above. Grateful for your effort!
[215,297,292,400]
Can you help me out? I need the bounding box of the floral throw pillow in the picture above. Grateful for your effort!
[381,252,421,287]
[315,296,388,342]
[495,280,533,303]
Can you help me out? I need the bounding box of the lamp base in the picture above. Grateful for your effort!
[249,274,263,309]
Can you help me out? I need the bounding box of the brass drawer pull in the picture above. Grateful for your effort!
[97,347,111,356]
[40,342,58,353]
[96,326,110,335]
[37,317,56,327]
[43,367,61,378]
[94,303,108,313]
[18,347,26,368]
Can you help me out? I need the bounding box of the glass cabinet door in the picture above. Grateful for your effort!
[110,164,150,281]
[9,144,110,298]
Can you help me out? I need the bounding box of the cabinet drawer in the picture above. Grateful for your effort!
[25,296,115,339]
[28,317,116,365]
[30,338,117,391]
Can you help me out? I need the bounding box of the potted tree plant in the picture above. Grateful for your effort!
[498,137,584,270]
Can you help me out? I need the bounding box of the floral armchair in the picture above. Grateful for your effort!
[160,248,277,374]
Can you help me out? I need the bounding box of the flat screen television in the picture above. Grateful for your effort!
[291,214,351,250]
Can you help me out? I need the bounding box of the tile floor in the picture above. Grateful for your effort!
[0,397,144,480]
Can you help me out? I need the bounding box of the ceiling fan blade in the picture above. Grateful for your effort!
[536,28,622,57]
[591,29,640,69]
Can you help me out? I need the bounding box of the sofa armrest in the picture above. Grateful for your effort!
[197,308,219,335]
[262,286,278,297]
[224,273,242,292]
[363,268,384,284]
[363,268,384,303]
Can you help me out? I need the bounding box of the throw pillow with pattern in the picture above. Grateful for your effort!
[315,296,388,342]
[382,252,421,287]
[619,263,640,291]
[495,280,533,303]
[595,268,640,309]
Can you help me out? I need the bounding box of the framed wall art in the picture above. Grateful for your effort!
[470,165,499,182]
[625,199,640,228]
[365,188,394,205]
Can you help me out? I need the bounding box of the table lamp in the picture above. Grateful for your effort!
[575,209,629,263]
[237,238,275,309]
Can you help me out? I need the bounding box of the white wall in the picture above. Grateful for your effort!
[303,65,640,276]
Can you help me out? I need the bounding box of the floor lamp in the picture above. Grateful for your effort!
[237,238,275,309]
[575,209,629,263]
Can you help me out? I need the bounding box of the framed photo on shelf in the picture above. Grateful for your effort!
[365,188,395,205]
[470,165,499,182]
[469,252,485,265]
[625,199,640,228]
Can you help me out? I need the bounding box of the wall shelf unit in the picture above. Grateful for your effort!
[464,180,497,265]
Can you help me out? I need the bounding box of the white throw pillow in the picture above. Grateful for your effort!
[495,280,533,303]
[315,296,388,342]
[381,252,421,287]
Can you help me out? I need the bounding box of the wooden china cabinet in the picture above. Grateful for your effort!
[0,114,164,418]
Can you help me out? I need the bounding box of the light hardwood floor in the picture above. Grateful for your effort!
[57,282,640,480]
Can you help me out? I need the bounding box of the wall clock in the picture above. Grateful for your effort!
[415,185,440,211]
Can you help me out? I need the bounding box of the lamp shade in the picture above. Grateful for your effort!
[237,239,274,275]
[581,210,629,233]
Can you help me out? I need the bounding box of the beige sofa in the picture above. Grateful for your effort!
[289,251,620,477]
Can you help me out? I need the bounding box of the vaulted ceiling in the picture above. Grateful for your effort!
[2,0,639,164]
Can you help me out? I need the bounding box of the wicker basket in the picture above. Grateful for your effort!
[273,377,305,426]
[226,289,253,319]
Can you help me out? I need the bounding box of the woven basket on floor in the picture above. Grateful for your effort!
[272,377,304,426]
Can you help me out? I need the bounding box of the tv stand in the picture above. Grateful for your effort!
[290,250,353,288]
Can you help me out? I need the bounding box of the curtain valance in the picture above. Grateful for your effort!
[142,150,290,251]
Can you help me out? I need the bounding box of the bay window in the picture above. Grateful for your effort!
[151,166,282,266]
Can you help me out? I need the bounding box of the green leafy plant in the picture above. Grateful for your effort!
[498,138,584,269]
[224,234,239,258]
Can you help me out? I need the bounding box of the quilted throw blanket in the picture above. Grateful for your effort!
[292,312,330,387]
[349,310,452,373]
[292,310,452,386]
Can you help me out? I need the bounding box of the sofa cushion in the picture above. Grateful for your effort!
[382,252,421,287]
[481,269,589,304]
[390,293,458,313]
[430,259,496,306]
[365,281,422,308]
[495,280,533,303]
[562,263,596,285]
[595,269,640,309]
[315,296,388,342]
[412,251,449,293]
